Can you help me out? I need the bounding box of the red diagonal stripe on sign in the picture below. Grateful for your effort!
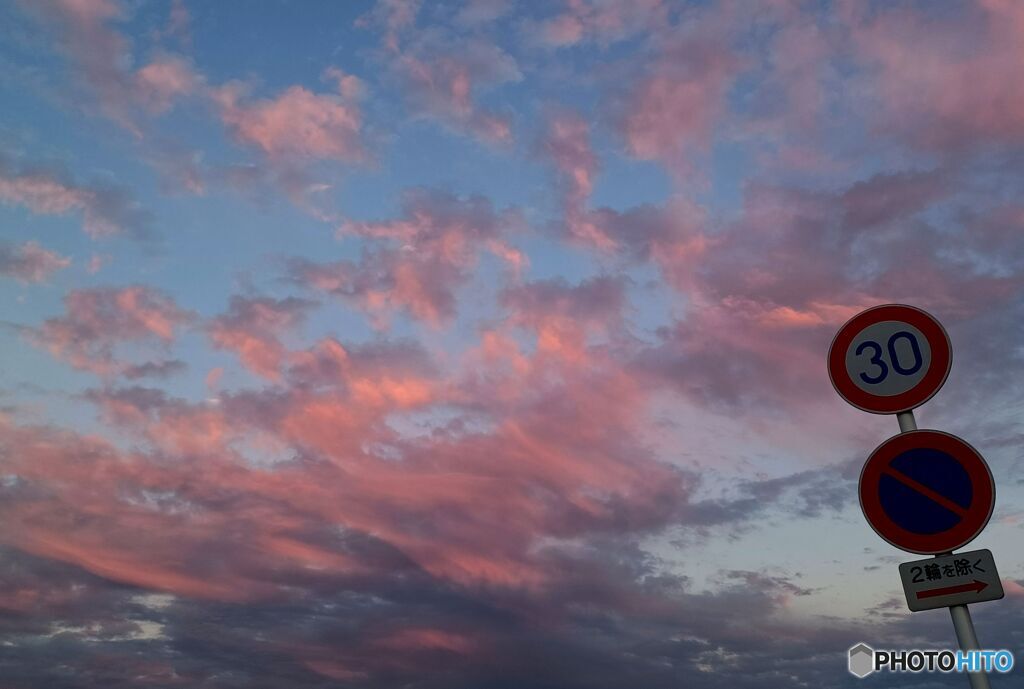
[880,467,969,518]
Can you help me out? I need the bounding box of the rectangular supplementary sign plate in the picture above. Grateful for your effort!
[899,549,1004,612]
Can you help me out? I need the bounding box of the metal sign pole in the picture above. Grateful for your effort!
[950,604,990,689]
[896,410,990,689]
[896,410,917,433]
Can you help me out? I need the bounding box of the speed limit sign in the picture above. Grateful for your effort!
[828,304,951,414]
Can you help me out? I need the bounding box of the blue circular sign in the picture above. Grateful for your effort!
[859,430,995,554]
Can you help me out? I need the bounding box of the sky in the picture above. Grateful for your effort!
[0,0,1023,687]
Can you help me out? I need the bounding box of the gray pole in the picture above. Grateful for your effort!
[949,605,990,689]
[896,410,917,433]
[896,410,991,689]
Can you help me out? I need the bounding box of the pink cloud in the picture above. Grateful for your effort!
[0,267,923,687]
[0,241,70,283]
[86,253,110,274]
[3,300,701,598]
[840,168,949,228]
[291,190,523,326]
[541,13,584,46]
[0,419,264,601]
[620,37,739,166]
[539,112,623,251]
[144,143,207,196]
[322,66,366,101]
[285,338,440,416]
[90,386,236,456]
[538,94,715,273]
[32,286,191,376]
[455,0,509,27]
[22,0,200,131]
[289,249,465,327]
[541,111,597,212]
[537,112,711,271]
[208,296,315,380]
[501,276,626,362]
[357,0,423,52]
[134,54,201,113]
[503,276,625,329]
[205,366,224,392]
[533,0,666,48]
[26,0,131,122]
[563,200,710,291]
[853,0,1024,150]
[159,0,191,49]
[724,3,843,148]
[0,153,149,238]
[638,298,839,411]
[699,175,1016,320]
[213,81,366,162]
[635,172,1024,412]
[375,627,476,654]
[362,4,520,143]
[393,46,520,143]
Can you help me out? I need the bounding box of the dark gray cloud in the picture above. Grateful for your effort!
[2,540,1015,689]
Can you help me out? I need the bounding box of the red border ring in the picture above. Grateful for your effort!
[858,430,995,554]
[828,304,951,414]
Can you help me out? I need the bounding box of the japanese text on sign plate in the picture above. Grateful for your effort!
[908,558,987,583]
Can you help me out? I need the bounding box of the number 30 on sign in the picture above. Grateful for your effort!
[828,304,952,414]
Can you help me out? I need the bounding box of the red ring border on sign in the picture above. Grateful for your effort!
[828,304,951,414]
[859,430,995,555]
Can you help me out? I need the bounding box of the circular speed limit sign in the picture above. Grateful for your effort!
[828,304,951,414]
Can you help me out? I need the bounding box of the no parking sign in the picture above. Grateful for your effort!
[859,430,994,555]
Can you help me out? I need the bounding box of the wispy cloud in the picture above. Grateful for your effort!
[0,152,151,238]
[0,241,70,282]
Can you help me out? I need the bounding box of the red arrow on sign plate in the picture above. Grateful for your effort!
[916,580,988,600]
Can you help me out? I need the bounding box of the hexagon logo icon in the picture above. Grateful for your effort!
[848,643,875,678]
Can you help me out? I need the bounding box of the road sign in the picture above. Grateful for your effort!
[828,304,951,414]
[832,304,1002,689]
[859,430,995,554]
[899,549,1004,612]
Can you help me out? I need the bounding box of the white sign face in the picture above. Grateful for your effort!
[844,321,932,397]
[899,549,1004,612]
